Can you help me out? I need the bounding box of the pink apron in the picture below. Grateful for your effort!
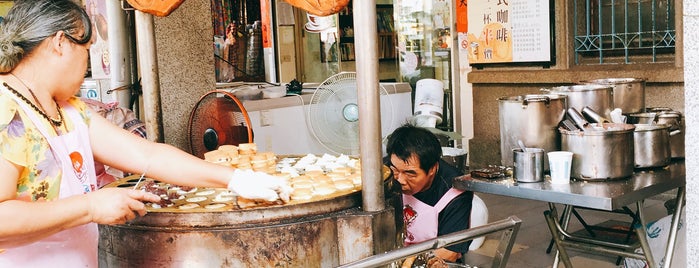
[403,188,464,245]
[0,93,98,267]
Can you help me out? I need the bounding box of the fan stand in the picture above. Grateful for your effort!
[188,90,254,158]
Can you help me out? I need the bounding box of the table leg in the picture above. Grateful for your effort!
[547,203,574,268]
[662,187,685,268]
[635,200,656,268]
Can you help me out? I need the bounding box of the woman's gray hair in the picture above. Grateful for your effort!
[0,0,92,73]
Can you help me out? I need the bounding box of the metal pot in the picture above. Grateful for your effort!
[498,94,567,169]
[581,78,646,114]
[544,84,614,120]
[513,148,545,182]
[628,111,684,158]
[560,123,635,180]
[633,124,671,169]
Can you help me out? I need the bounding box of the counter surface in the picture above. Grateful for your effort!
[453,160,685,211]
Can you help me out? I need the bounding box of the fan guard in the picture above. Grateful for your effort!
[306,72,393,156]
[188,90,253,159]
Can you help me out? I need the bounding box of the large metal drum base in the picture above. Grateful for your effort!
[100,210,339,267]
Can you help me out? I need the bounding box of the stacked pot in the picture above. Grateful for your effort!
[628,109,684,159]
[498,78,679,180]
[542,84,636,180]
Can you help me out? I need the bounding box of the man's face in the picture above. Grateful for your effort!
[389,154,437,195]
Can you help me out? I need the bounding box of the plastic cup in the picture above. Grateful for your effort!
[548,151,573,184]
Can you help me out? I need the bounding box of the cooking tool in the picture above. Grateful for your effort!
[132,166,150,190]
[543,84,614,119]
[498,94,567,170]
[581,106,610,123]
[513,148,544,183]
[517,140,529,152]
[633,124,671,169]
[559,119,579,131]
[566,107,589,130]
[581,78,646,114]
[560,123,636,180]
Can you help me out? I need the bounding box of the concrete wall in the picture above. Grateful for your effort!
[152,1,216,150]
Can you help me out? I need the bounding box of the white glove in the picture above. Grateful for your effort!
[227,169,292,202]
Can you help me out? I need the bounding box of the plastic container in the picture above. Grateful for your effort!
[548,151,573,184]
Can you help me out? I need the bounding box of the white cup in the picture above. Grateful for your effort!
[548,151,573,184]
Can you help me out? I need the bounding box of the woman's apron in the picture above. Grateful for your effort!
[0,93,98,267]
[402,188,464,245]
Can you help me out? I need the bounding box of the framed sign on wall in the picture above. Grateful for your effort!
[465,0,554,65]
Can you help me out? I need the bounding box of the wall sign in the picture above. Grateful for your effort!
[466,0,553,64]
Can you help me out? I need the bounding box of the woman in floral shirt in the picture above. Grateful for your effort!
[0,1,290,267]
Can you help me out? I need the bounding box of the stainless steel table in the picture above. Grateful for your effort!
[453,161,685,268]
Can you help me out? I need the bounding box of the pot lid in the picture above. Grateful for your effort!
[547,84,612,92]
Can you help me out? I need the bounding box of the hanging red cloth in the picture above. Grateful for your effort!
[126,0,185,17]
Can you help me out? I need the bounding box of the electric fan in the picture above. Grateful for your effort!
[306,72,394,156]
[188,90,253,159]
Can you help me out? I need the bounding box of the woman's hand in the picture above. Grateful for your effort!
[227,169,292,202]
[86,188,160,225]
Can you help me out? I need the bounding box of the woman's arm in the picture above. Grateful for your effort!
[88,112,234,188]
[0,157,159,248]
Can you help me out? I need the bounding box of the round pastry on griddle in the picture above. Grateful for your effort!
[186,196,207,203]
[304,170,324,178]
[238,143,257,155]
[292,180,313,189]
[313,184,336,196]
[213,194,234,203]
[179,203,200,210]
[334,179,354,191]
[291,188,314,201]
[195,189,216,196]
[204,203,227,209]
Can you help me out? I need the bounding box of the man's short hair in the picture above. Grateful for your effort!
[385,123,442,172]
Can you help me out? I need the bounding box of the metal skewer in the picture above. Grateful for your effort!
[133,166,150,190]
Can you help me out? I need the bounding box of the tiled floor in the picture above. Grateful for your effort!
[461,191,675,268]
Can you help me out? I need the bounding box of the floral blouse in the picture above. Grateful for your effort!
[0,86,91,202]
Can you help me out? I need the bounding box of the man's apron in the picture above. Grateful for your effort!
[403,187,464,245]
[0,92,98,267]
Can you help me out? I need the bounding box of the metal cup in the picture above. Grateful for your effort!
[513,148,545,182]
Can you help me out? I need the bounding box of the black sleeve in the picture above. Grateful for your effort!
[438,191,474,254]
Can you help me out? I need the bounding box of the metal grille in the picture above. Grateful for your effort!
[573,0,676,64]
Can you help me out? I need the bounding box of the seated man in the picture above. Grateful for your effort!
[385,123,474,262]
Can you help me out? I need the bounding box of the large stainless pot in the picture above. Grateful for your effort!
[498,94,567,169]
[560,123,635,180]
[628,111,685,158]
[633,124,671,168]
[544,84,614,119]
[581,78,646,114]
